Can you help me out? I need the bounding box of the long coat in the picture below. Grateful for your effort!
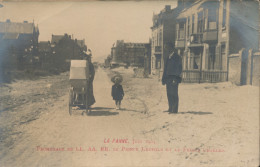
[111,84,124,101]
[162,51,182,113]
[87,62,95,106]
[162,52,182,84]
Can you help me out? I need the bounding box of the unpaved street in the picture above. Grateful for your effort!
[0,67,259,167]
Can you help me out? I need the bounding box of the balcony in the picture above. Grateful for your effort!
[154,46,162,53]
[190,33,203,43]
[203,30,218,42]
[175,40,185,48]
[188,33,203,47]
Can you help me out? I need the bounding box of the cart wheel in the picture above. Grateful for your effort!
[69,90,73,116]
[86,106,91,115]
[85,105,88,115]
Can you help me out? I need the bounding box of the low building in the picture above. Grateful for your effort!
[76,39,87,52]
[104,55,112,68]
[0,19,39,71]
[38,41,52,69]
[49,34,87,71]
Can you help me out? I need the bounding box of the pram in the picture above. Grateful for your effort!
[69,60,90,115]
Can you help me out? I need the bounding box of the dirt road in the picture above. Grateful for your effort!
[0,67,259,167]
[0,68,162,167]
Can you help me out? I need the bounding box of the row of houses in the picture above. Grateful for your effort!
[151,0,259,85]
[106,0,259,85]
[0,19,87,79]
[38,34,87,72]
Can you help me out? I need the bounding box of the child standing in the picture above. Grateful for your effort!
[111,77,124,110]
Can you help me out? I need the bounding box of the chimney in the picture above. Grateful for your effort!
[165,5,171,12]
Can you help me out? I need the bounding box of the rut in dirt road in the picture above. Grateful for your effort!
[0,67,154,167]
[0,67,259,167]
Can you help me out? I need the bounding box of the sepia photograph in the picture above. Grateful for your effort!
[0,0,259,166]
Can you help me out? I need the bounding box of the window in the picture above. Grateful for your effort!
[156,32,158,46]
[159,29,162,46]
[178,22,185,39]
[220,44,226,70]
[187,17,190,36]
[197,12,203,33]
[204,9,207,30]
[190,48,203,70]
[208,9,217,30]
[156,58,161,69]
[152,57,154,68]
[222,0,227,28]
[209,46,216,70]
[192,14,195,34]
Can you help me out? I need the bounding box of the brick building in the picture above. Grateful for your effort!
[0,19,39,71]
[110,40,150,68]
[45,34,87,71]
[150,5,177,75]
[38,41,52,69]
[174,0,258,83]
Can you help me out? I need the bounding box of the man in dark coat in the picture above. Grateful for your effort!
[82,51,95,108]
[162,43,182,114]
[87,54,96,108]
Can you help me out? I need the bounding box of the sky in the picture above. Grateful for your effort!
[0,1,177,62]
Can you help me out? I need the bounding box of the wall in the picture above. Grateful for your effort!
[252,54,260,86]
[228,49,260,86]
[228,55,241,85]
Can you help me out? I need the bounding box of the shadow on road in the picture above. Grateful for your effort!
[119,108,144,113]
[179,111,213,115]
[91,107,114,110]
[162,110,212,115]
[88,111,119,116]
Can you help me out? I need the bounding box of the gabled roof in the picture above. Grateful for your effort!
[38,41,51,52]
[51,35,64,44]
[177,0,206,19]
[2,33,19,39]
[76,39,85,48]
[0,20,36,34]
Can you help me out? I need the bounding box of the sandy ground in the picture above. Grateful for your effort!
[0,67,259,167]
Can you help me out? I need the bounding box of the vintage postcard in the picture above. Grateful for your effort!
[0,0,259,167]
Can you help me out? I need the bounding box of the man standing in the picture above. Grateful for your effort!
[162,43,182,114]
[86,50,96,108]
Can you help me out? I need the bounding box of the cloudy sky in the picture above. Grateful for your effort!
[0,1,177,62]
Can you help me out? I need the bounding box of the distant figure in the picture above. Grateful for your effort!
[111,76,124,110]
[162,43,182,114]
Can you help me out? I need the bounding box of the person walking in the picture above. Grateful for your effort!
[111,76,124,110]
[82,50,95,109]
[162,43,182,114]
